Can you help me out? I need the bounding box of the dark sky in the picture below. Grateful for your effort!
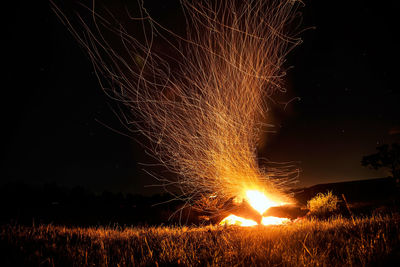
[2,0,399,194]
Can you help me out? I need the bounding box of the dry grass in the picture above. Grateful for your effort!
[307,191,340,217]
[1,215,399,266]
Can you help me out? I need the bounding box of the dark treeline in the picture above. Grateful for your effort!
[1,178,399,227]
[0,182,185,227]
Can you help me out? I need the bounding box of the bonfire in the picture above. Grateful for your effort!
[52,0,303,225]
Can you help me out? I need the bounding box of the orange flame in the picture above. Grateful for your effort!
[220,215,258,227]
[220,190,290,226]
[245,190,280,214]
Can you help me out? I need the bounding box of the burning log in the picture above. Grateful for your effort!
[222,198,262,225]
[263,205,309,220]
[198,196,301,225]
[193,196,261,225]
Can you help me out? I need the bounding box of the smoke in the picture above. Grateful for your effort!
[51,0,302,213]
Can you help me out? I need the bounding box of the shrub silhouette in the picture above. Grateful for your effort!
[307,191,339,217]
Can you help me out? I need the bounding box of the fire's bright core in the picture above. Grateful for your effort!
[246,190,277,214]
[220,190,290,226]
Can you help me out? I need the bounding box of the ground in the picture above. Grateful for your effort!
[1,215,399,266]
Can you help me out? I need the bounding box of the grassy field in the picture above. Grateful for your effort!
[1,215,399,266]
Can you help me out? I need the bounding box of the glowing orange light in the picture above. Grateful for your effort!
[220,215,258,227]
[220,190,290,226]
[246,190,280,214]
[261,216,290,225]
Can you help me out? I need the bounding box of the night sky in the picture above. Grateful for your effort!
[2,0,399,195]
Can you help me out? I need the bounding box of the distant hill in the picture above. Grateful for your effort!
[293,177,400,206]
[1,178,399,226]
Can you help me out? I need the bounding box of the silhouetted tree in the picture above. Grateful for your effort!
[362,143,400,178]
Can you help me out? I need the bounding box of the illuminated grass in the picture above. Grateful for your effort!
[1,215,399,266]
[307,191,340,216]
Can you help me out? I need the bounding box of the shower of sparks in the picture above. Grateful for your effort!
[51,0,302,217]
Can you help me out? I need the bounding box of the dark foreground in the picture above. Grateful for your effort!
[1,215,399,266]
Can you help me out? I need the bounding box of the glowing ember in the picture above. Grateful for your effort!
[220,190,290,226]
[261,216,290,225]
[220,215,258,227]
